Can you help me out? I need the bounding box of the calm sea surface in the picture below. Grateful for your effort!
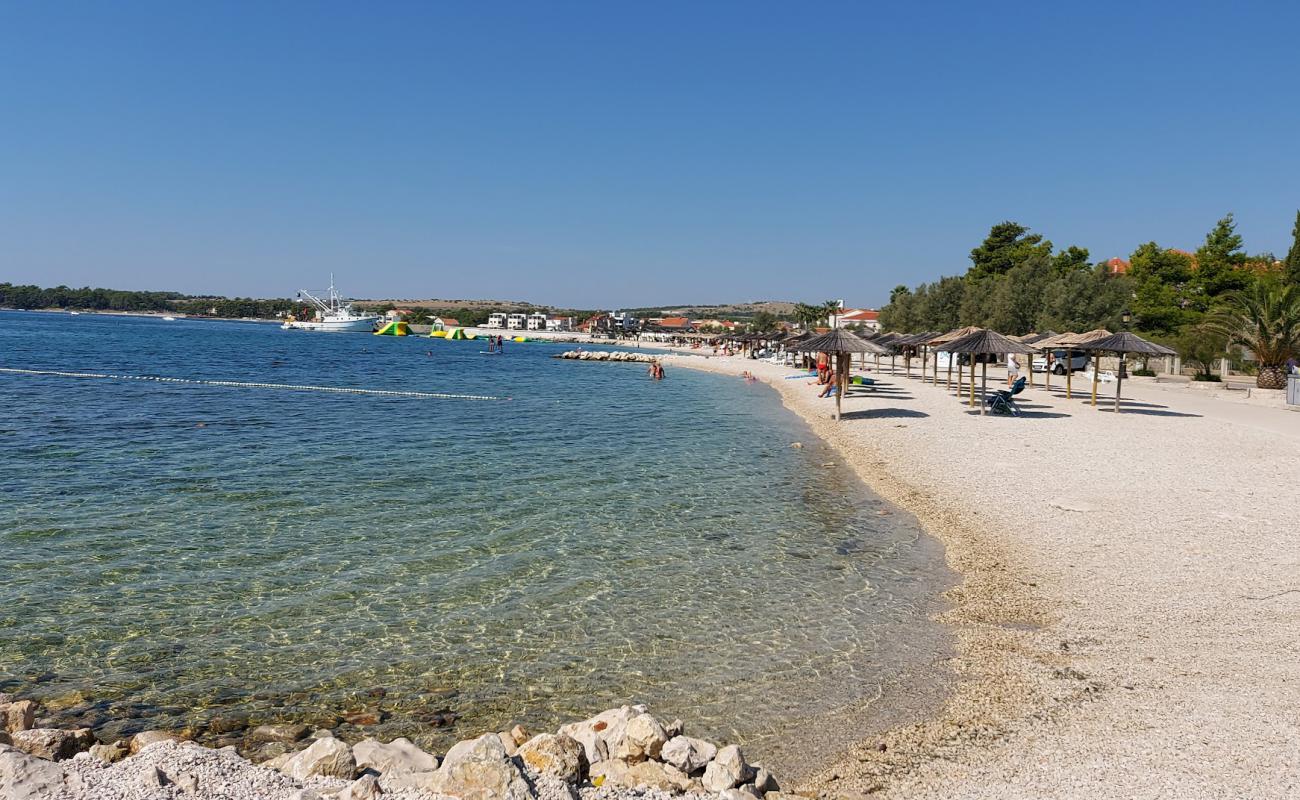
[0,310,951,760]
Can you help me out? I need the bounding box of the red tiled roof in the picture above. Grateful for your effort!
[839,309,879,321]
[659,316,691,328]
[1107,257,1130,275]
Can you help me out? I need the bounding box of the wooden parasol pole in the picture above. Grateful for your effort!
[1044,348,1052,391]
[1066,349,1073,399]
[835,351,845,420]
[980,359,987,415]
[946,354,953,391]
[1114,353,1124,413]
[1091,353,1100,406]
[969,356,976,406]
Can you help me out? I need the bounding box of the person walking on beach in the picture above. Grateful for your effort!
[1007,353,1022,387]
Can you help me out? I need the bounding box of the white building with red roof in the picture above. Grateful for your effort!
[832,308,880,332]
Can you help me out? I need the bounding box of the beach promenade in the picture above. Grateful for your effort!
[665,351,1300,799]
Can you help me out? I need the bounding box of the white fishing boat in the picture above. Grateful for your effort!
[162,316,177,321]
[282,276,379,332]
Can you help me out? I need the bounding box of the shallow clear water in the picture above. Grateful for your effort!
[0,310,951,758]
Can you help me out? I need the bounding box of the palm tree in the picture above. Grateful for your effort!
[792,302,819,331]
[1204,283,1300,389]
[822,300,842,327]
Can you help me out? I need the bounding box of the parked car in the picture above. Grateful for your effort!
[1032,349,1089,374]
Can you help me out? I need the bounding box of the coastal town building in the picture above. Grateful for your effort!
[431,316,460,331]
[655,316,692,331]
[486,313,507,328]
[546,316,573,331]
[526,312,548,331]
[832,308,881,332]
[507,312,528,329]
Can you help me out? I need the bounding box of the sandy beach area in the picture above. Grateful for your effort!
[657,349,1300,799]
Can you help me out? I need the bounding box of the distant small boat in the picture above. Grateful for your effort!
[69,311,81,316]
[163,316,177,321]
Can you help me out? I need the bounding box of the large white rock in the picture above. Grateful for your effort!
[424,734,531,800]
[702,744,754,792]
[10,728,94,761]
[557,705,643,764]
[0,744,66,800]
[353,737,437,774]
[281,736,356,781]
[616,713,668,762]
[660,735,716,774]
[516,733,583,783]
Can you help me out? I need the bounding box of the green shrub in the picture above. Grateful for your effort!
[1192,373,1222,382]
[1132,368,1156,377]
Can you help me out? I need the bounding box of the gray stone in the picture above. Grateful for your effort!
[175,771,200,793]
[0,744,66,799]
[138,764,169,787]
[716,744,755,783]
[263,752,295,771]
[337,773,383,800]
[2,701,37,733]
[720,787,762,800]
[661,735,717,774]
[10,728,94,761]
[88,740,130,764]
[281,736,356,781]
[353,737,437,774]
[517,733,583,783]
[753,765,780,793]
[130,730,179,754]
[249,723,311,743]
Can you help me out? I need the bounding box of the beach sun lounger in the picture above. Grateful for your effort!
[986,376,1026,415]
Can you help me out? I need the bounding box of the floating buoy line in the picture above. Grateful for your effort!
[0,367,506,401]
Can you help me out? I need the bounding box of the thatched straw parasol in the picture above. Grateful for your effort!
[788,328,888,419]
[1075,331,1176,412]
[926,326,984,391]
[1039,329,1111,398]
[938,329,1034,414]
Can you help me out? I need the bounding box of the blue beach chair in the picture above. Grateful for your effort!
[986,376,1026,415]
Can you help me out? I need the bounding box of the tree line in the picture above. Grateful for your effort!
[0,283,305,318]
[881,214,1299,338]
[878,213,1300,385]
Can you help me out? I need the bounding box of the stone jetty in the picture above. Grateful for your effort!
[0,693,789,800]
[554,350,659,363]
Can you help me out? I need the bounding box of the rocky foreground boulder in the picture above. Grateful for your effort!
[0,696,784,800]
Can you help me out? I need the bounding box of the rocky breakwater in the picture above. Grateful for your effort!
[554,351,659,363]
[1,695,792,800]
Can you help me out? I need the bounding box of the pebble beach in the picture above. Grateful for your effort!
[661,349,1300,799]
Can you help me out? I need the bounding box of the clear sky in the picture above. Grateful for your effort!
[2,1,1298,308]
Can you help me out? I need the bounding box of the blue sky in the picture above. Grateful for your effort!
[2,1,1298,308]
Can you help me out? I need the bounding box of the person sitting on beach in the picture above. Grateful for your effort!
[818,379,837,398]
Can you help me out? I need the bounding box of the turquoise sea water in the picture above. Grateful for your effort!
[0,310,950,760]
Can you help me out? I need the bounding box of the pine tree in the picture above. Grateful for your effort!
[1285,210,1300,287]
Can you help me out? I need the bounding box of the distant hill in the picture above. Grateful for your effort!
[356,298,797,318]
